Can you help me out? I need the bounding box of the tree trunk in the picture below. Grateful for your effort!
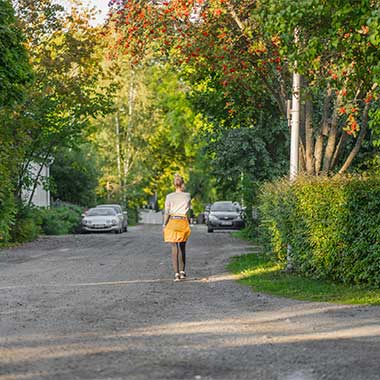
[304,97,314,175]
[338,102,370,174]
[299,144,306,173]
[122,74,136,204]
[322,95,341,173]
[115,111,122,185]
[314,86,332,175]
[330,132,347,171]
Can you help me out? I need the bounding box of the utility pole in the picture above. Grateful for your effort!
[287,28,301,270]
[290,28,301,182]
[290,72,301,181]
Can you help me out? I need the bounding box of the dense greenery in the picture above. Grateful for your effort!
[7,203,83,243]
[39,203,83,235]
[1,0,380,253]
[111,0,380,177]
[0,1,107,243]
[50,145,100,208]
[0,0,32,106]
[93,61,203,210]
[0,0,33,243]
[13,0,108,204]
[258,176,380,286]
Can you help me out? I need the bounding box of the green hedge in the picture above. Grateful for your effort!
[258,176,380,287]
[39,203,83,235]
[7,203,83,243]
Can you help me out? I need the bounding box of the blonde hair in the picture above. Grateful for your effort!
[173,174,185,189]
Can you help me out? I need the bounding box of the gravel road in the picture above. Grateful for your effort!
[0,225,380,380]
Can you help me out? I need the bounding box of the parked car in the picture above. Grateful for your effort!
[207,201,245,233]
[81,207,123,233]
[96,204,128,232]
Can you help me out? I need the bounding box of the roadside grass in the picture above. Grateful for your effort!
[228,252,380,305]
[0,242,19,250]
[231,229,254,241]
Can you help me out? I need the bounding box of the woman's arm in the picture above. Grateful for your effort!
[163,197,170,226]
[163,212,170,226]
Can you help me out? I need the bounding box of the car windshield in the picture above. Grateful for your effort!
[97,205,122,214]
[211,203,238,212]
[87,208,116,216]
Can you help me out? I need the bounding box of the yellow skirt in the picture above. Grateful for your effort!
[164,218,191,243]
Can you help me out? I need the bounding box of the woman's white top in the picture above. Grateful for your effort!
[165,192,191,216]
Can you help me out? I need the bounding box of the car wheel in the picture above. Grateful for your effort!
[207,226,214,233]
[124,225,128,232]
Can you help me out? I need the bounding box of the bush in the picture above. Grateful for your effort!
[40,203,83,235]
[9,205,42,243]
[0,164,17,244]
[127,207,139,226]
[0,193,16,244]
[5,202,83,244]
[258,176,380,287]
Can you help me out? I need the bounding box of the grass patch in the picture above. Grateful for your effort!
[228,253,380,305]
[231,228,254,241]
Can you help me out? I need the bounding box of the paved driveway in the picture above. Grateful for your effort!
[0,225,379,380]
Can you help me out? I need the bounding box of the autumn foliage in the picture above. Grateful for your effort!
[109,0,380,176]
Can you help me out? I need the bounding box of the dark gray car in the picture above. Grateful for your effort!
[207,201,245,233]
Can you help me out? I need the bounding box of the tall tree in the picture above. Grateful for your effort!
[0,0,32,107]
[50,145,100,207]
[12,0,110,203]
[110,0,380,176]
[93,52,201,208]
[0,0,33,242]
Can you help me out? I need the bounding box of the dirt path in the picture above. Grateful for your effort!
[0,225,379,380]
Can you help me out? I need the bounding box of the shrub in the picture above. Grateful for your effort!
[258,176,380,287]
[39,203,83,235]
[9,205,42,243]
[0,166,16,244]
[127,207,139,226]
[0,194,16,244]
[5,202,83,244]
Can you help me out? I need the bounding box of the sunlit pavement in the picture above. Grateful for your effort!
[0,225,380,380]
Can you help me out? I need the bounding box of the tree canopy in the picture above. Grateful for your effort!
[0,0,32,107]
[109,0,380,178]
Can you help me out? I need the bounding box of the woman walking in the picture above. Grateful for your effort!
[163,174,191,282]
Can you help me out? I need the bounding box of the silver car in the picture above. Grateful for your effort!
[96,204,128,232]
[81,207,123,233]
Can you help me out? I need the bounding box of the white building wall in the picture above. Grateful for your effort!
[22,163,51,207]
[138,209,163,224]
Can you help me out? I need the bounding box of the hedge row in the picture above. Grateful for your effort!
[9,203,83,243]
[258,176,380,287]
